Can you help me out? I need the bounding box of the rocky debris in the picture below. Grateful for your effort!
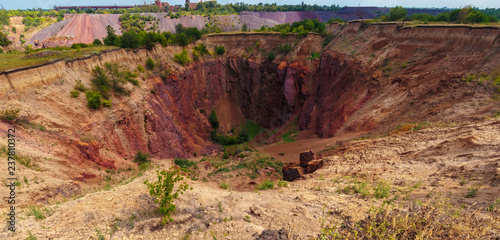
[253,227,292,240]
[81,172,96,179]
[282,164,305,181]
[250,204,265,217]
[284,151,324,181]
[306,159,324,174]
[300,150,315,168]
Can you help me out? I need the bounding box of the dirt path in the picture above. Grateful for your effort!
[261,132,362,164]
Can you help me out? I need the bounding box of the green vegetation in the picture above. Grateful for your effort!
[0,108,21,122]
[133,151,150,165]
[85,91,102,109]
[277,180,288,187]
[373,179,392,199]
[214,45,226,55]
[26,230,37,240]
[309,52,321,60]
[70,90,80,98]
[103,22,203,49]
[92,39,103,46]
[220,182,229,189]
[174,49,191,66]
[0,31,11,47]
[465,184,481,198]
[378,6,499,24]
[317,196,495,239]
[145,57,155,70]
[22,16,55,31]
[0,45,116,72]
[137,64,145,73]
[211,120,263,146]
[256,180,274,190]
[263,19,326,37]
[144,167,191,224]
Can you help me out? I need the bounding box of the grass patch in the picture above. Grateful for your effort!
[256,180,274,190]
[373,179,391,199]
[220,182,229,189]
[0,46,116,72]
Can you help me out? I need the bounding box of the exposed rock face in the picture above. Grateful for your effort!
[1,23,499,175]
[299,150,315,168]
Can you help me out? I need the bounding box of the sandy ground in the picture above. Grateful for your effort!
[2,118,498,239]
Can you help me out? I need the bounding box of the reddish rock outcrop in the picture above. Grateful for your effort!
[299,150,316,168]
[75,141,115,169]
[306,159,324,174]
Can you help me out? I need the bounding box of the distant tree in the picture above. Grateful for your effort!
[103,25,117,46]
[241,23,248,31]
[387,6,408,21]
[0,32,11,47]
[92,39,103,46]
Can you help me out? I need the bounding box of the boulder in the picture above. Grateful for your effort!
[306,159,324,174]
[283,166,305,181]
[299,150,315,168]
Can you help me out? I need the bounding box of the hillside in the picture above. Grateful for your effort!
[0,23,499,239]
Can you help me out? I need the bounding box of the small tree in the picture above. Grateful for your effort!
[0,108,21,122]
[241,23,248,31]
[144,167,191,224]
[387,6,408,21]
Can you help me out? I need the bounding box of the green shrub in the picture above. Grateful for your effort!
[277,180,288,187]
[194,43,209,55]
[146,57,155,70]
[308,52,320,60]
[267,52,276,61]
[220,182,229,189]
[85,91,102,109]
[215,45,226,55]
[101,99,112,108]
[137,64,145,73]
[0,108,21,121]
[144,167,191,224]
[70,90,80,98]
[92,39,103,46]
[192,49,200,61]
[133,151,150,165]
[465,184,481,198]
[277,43,293,54]
[174,158,197,168]
[174,49,191,66]
[74,81,87,92]
[209,110,219,129]
[256,180,274,190]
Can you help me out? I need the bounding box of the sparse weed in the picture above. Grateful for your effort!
[373,179,391,199]
[220,182,229,190]
[277,180,288,187]
[465,184,481,198]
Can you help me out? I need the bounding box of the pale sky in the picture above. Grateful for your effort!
[1,0,499,10]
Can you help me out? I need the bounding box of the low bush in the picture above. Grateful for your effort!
[85,91,102,109]
[256,180,274,190]
[133,151,150,165]
[215,45,226,55]
[70,90,80,98]
[146,57,155,70]
[174,49,191,66]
